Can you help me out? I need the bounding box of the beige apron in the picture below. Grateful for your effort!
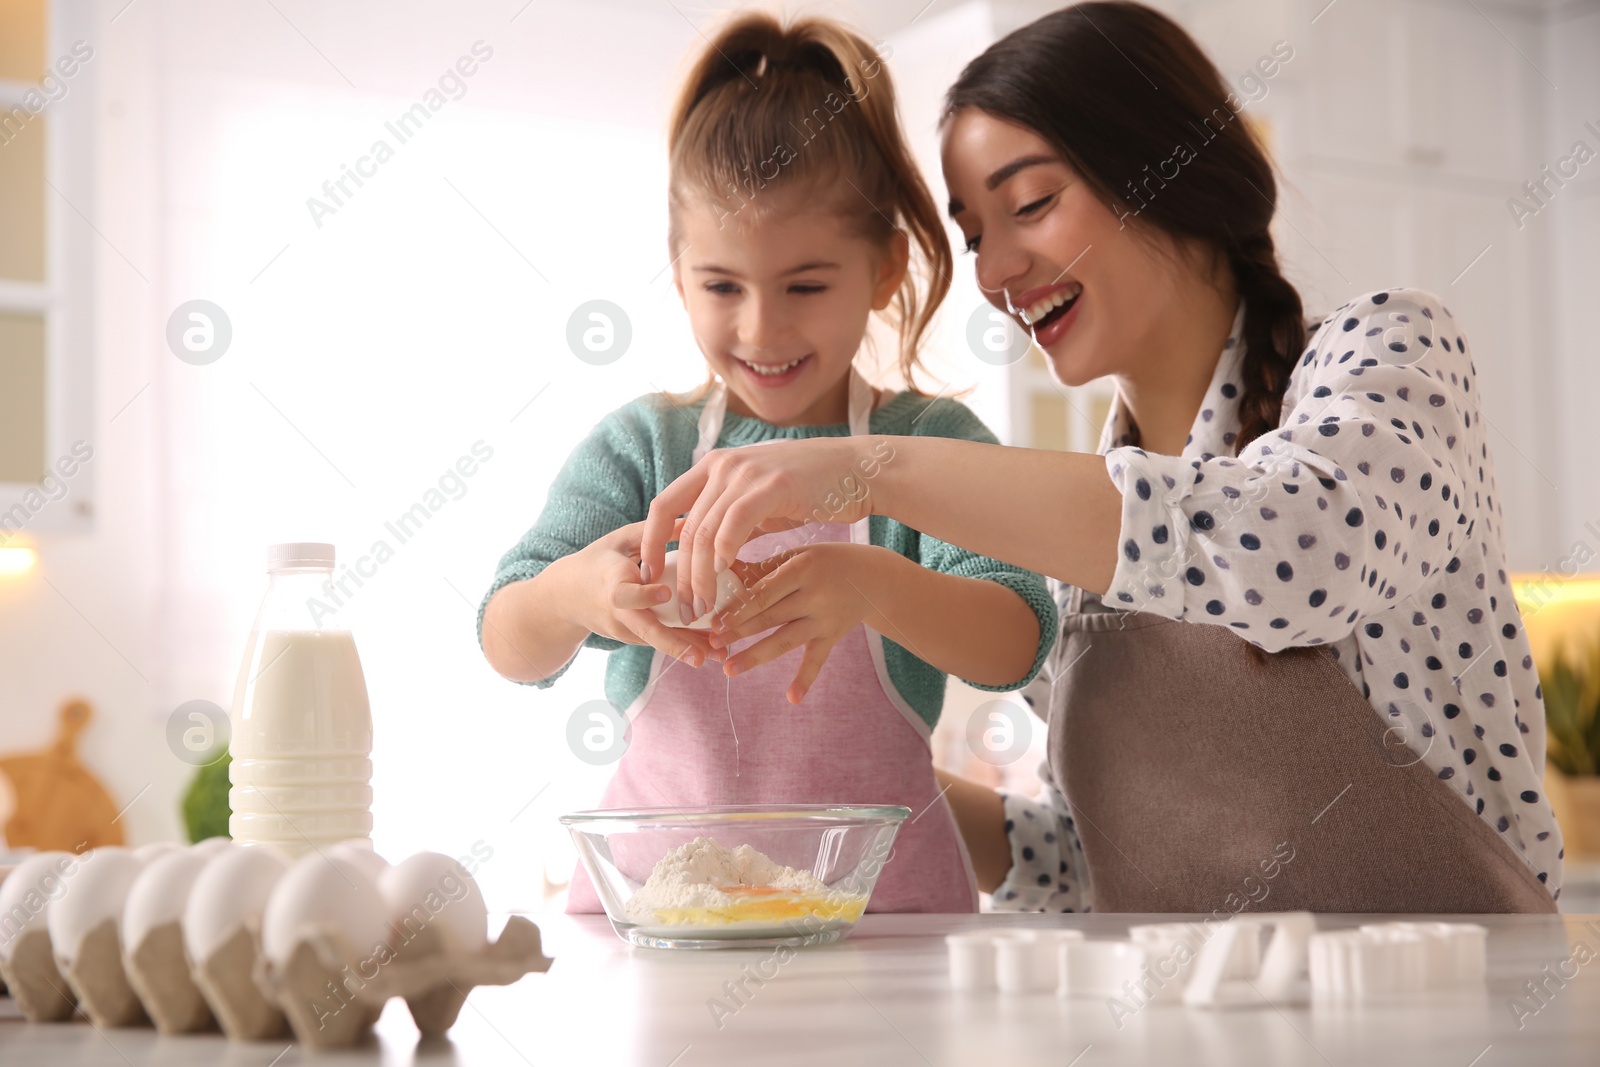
[1048,585,1556,913]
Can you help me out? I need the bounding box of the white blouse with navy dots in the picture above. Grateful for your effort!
[992,288,1563,912]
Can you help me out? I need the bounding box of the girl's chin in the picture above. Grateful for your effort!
[720,360,851,423]
[724,383,808,421]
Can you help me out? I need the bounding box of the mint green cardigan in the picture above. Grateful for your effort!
[477,390,1057,729]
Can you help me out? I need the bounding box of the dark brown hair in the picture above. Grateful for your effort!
[666,12,952,395]
[943,0,1304,454]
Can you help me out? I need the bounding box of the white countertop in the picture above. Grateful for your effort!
[4,911,1600,1065]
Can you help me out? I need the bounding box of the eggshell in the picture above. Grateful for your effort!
[262,852,388,970]
[133,842,181,865]
[183,845,289,964]
[0,851,72,961]
[123,849,210,953]
[648,550,744,630]
[327,840,389,882]
[46,848,143,966]
[378,852,488,954]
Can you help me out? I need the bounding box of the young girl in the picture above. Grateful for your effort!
[477,13,1057,914]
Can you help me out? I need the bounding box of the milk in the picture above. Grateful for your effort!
[229,544,373,857]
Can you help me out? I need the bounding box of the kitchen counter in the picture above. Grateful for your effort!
[4,911,1600,1065]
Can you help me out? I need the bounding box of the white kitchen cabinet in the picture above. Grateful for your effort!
[1299,0,1541,183]
[1201,0,1561,563]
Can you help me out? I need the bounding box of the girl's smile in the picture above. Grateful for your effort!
[734,352,814,387]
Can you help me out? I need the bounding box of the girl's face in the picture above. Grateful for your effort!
[673,191,906,426]
[941,108,1192,387]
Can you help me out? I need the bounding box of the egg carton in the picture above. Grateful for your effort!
[0,839,554,1050]
[945,914,1487,1008]
[253,912,552,1048]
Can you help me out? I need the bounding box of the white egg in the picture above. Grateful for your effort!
[648,550,744,630]
[0,850,71,961]
[327,840,389,882]
[189,837,234,857]
[132,842,181,865]
[183,845,289,964]
[378,852,488,954]
[46,847,143,966]
[123,849,210,954]
[261,852,388,970]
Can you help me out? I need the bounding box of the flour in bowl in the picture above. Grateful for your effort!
[624,836,834,923]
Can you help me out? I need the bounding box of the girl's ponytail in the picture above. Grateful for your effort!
[667,13,951,392]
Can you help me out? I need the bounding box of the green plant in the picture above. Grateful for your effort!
[182,746,232,843]
[1540,637,1600,777]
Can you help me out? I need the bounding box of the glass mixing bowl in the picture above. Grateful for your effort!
[560,804,910,949]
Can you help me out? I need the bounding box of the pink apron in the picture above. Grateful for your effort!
[567,370,978,913]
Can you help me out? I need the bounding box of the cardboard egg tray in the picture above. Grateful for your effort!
[0,912,553,1049]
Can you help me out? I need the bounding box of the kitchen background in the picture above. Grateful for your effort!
[0,0,1596,913]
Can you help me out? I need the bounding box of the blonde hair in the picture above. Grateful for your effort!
[665,11,952,398]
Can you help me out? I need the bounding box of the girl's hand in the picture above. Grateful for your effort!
[640,436,897,629]
[708,543,901,704]
[566,520,723,669]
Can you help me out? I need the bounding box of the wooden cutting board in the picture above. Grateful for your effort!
[0,697,125,851]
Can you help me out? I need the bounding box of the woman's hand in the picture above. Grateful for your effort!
[708,542,896,704]
[640,436,898,627]
[563,520,723,669]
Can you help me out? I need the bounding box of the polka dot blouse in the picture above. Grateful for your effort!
[991,288,1563,912]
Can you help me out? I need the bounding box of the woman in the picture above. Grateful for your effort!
[641,1,1561,913]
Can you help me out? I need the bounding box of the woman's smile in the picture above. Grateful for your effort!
[1014,280,1084,348]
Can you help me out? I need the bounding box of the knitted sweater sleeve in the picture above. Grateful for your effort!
[476,401,656,687]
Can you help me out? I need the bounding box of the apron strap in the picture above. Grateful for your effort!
[845,364,876,437]
[692,379,730,466]
[693,366,878,463]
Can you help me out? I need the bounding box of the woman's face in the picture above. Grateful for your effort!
[941,108,1191,387]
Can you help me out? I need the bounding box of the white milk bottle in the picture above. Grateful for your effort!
[229,543,373,856]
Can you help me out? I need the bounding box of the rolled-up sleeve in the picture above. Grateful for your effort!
[914,402,1058,690]
[1102,290,1476,653]
[477,407,651,685]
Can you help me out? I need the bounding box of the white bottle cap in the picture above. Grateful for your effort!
[266,542,336,570]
